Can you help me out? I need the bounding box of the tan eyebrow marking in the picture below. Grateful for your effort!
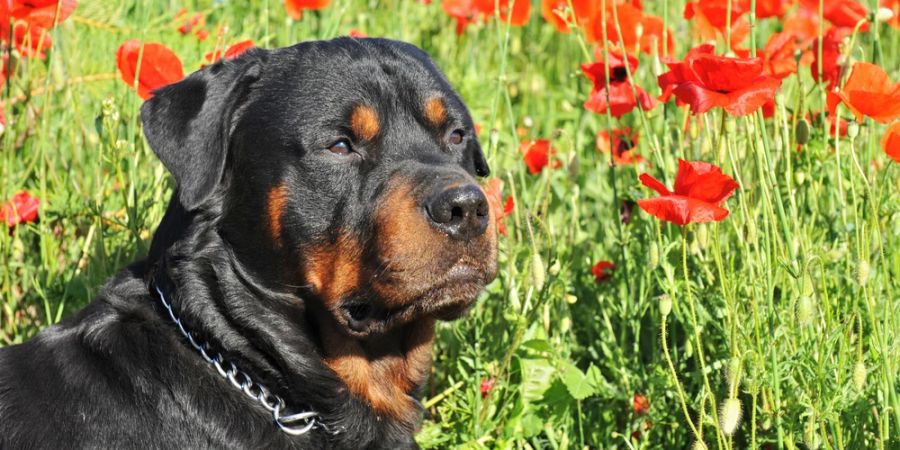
[424,96,447,127]
[267,182,288,244]
[350,104,380,141]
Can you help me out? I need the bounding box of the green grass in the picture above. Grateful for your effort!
[1,1,899,448]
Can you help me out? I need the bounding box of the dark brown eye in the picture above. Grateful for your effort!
[328,140,353,155]
[448,129,465,146]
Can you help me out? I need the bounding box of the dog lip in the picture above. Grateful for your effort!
[333,262,490,338]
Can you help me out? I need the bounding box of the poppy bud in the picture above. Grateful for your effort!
[720,398,743,436]
[489,129,500,149]
[847,121,859,139]
[658,294,672,317]
[523,116,533,128]
[795,170,806,185]
[549,259,561,276]
[692,440,708,450]
[853,361,866,391]
[560,316,571,333]
[797,295,815,325]
[531,253,545,290]
[875,7,895,23]
[796,119,811,145]
[696,224,708,249]
[565,294,577,304]
[857,259,869,286]
[649,241,660,269]
[746,220,757,243]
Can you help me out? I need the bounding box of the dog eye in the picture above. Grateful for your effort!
[327,140,354,156]
[448,129,465,146]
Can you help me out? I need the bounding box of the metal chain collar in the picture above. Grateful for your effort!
[153,284,322,436]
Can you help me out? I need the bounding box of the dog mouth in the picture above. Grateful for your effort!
[336,263,490,338]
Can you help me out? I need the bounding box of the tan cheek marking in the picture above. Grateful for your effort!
[424,97,446,127]
[302,235,362,307]
[372,181,443,308]
[351,104,380,141]
[267,183,289,243]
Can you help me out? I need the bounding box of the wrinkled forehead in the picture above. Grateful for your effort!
[260,39,471,131]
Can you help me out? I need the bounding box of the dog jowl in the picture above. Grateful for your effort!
[0,38,497,450]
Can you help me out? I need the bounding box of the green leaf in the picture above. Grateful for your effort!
[519,358,556,402]
[560,360,596,400]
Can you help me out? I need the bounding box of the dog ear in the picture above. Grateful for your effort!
[141,50,265,211]
[471,141,490,177]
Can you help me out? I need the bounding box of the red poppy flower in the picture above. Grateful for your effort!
[348,29,367,37]
[480,378,496,398]
[204,40,256,64]
[1,191,40,228]
[541,0,595,33]
[587,2,674,55]
[784,6,822,43]
[755,0,791,18]
[284,0,330,20]
[633,393,650,415]
[684,0,749,30]
[811,27,850,89]
[882,122,900,162]
[883,0,900,28]
[521,139,562,174]
[592,260,615,283]
[801,0,869,29]
[6,0,77,29]
[176,10,203,35]
[116,40,185,100]
[658,43,782,116]
[484,178,515,236]
[7,22,52,58]
[442,0,478,35]
[597,128,643,165]
[637,160,739,225]
[761,32,800,79]
[474,0,531,26]
[582,47,657,118]
[835,62,900,124]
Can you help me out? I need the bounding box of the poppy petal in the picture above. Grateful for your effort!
[672,81,729,114]
[673,160,740,204]
[723,76,782,116]
[639,173,672,196]
[883,121,900,163]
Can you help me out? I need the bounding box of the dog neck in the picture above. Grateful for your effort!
[313,308,435,428]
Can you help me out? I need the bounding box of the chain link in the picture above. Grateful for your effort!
[153,284,322,436]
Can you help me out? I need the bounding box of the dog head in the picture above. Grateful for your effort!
[141,38,498,340]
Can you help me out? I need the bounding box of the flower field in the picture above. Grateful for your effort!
[1,0,899,448]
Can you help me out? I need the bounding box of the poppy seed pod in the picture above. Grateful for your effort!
[658,295,672,317]
[796,119,811,145]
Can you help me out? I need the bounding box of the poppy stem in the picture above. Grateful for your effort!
[659,293,703,444]
[682,227,726,449]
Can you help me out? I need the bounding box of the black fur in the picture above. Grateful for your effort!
[0,38,496,449]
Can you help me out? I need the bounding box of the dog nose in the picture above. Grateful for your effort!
[426,184,489,240]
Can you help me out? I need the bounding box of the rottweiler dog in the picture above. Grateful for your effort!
[0,37,498,449]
